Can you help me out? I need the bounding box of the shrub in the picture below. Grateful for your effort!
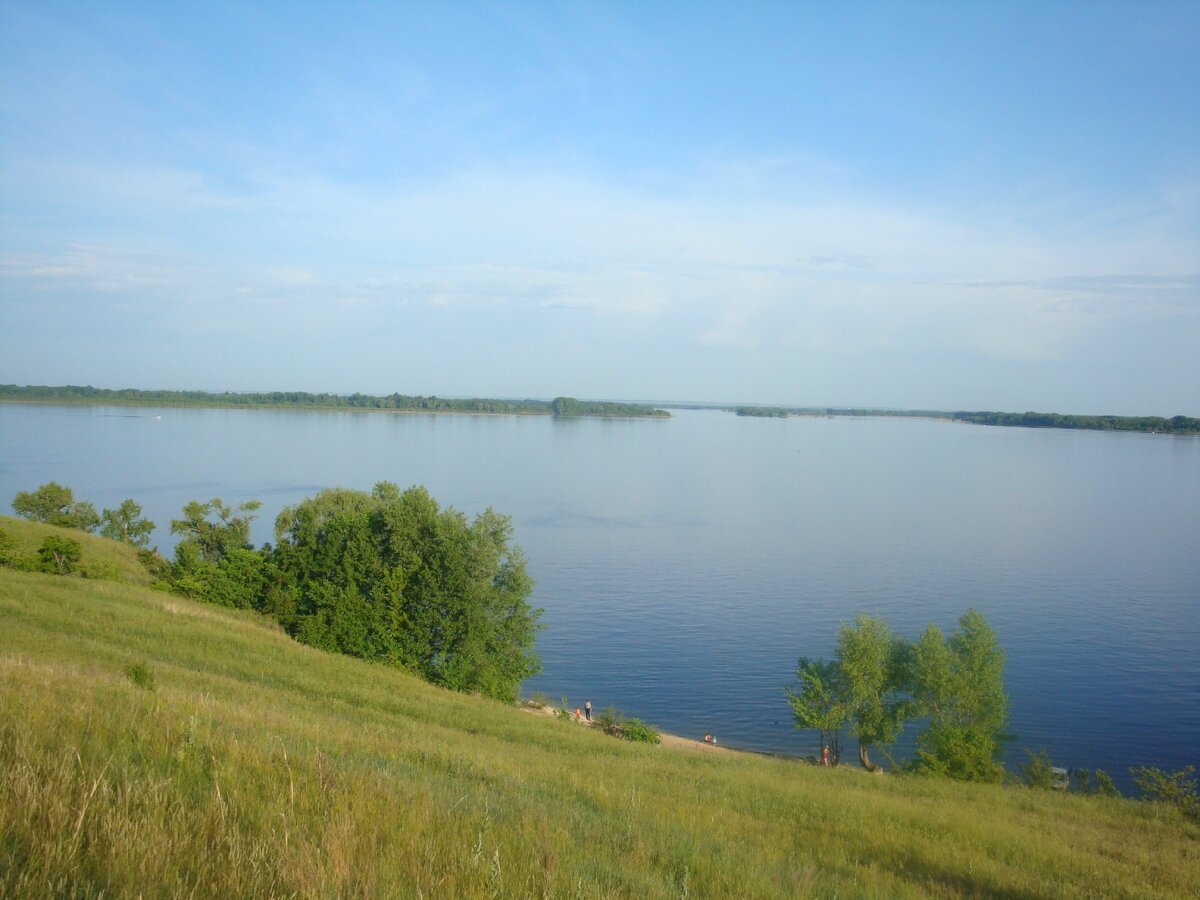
[596,706,622,736]
[1022,749,1056,790]
[80,560,120,581]
[37,535,82,575]
[621,718,661,744]
[1131,765,1199,822]
[1095,769,1120,797]
[124,662,156,691]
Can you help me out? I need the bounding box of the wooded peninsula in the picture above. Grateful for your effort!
[733,404,1200,434]
[0,384,670,419]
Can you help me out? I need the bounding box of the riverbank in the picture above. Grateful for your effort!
[4,542,1198,896]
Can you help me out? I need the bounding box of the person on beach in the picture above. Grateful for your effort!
[584,699,592,721]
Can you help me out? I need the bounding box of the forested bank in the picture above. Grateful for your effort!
[0,384,669,418]
[727,404,1200,434]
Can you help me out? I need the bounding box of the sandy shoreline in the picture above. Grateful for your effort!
[520,703,739,755]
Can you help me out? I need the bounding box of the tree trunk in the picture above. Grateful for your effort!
[859,740,877,772]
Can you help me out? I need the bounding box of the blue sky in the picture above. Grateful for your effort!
[2,2,1197,414]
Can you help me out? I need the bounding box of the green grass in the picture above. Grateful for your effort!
[0,514,155,585]
[2,523,1197,897]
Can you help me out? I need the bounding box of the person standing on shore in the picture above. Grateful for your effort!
[822,745,830,767]
[584,699,592,722]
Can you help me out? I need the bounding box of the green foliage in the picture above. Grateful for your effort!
[1095,769,1120,797]
[735,406,788,417]
[0,529,14,566]
[270,483,541,701]
[836,614,910,771]
[80,559,120,581]
[909,610,1007,783]
[595,706,622,736]
[620,718,661,744]
[37,535,82,575]
[170,498,261,565]
[786,657,848,762]
[590,706,660,743]
[0,384,672,418]
[100,499,155,548]
[11,482,100,532]
[953,410,1200,434]
[172,547,273,609]
[550,396,669,417]
[1131,765,1199,822]
[1022,750,1056,790]
[123,662,156,691]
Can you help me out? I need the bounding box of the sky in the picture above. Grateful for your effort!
[1,2,1197,415]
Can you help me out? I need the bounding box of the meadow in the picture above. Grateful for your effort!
[2,517,1197,898]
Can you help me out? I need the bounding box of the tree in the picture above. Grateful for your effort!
[909,610,1007,782]
[786,657,848,763]
[100,499,155,548]
[170,498,261,565]
[835,614,911,771]
[1131,766,1199,822]
[271,483,541,701]
[37,534,82,575]
[11,482,100,532]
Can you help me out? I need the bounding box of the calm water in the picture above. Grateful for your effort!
[2,403,1197,789]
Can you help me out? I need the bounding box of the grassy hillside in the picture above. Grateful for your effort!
[0,514,155,585]
[2,527,1197,897]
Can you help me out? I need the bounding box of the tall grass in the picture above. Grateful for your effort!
[2,538,1197,897]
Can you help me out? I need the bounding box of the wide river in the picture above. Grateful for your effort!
[2,403,1197,790]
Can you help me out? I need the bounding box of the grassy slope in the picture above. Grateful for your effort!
[1,526,1197,898]
[0,515,154,585]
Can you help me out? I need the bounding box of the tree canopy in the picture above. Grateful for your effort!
[11,482,100,532]
[269,484,541,700]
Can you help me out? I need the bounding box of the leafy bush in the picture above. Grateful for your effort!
[596,706,622,736]
[1095,769,1120,797]
[80,559,120,581]
[1022,749,1056,789]
[621,718,661,744]
[37,535,82,575]
[1131,765,1199,822]
[124,662,156,691]
[593,706,660,743]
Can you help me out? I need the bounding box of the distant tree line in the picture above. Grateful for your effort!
[0,385,669,419]
[951,411,1199,434]
[734,406,789,418]
[549,396,669,417]
[723,404,1199,435]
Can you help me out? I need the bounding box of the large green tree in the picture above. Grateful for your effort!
[11,482,100,532]
[100,499,156,548]
[836,614,911,772]
[170,498,261,565]
[909,610,1007,782]
[786,657,848,763]
[271,483,541,701]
